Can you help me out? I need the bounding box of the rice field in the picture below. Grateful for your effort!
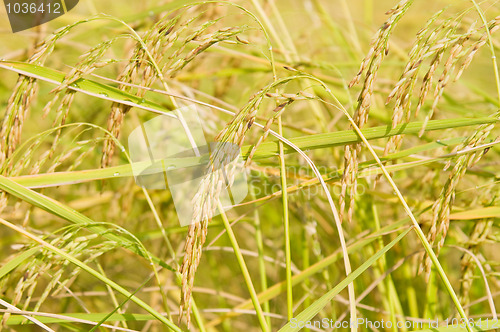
[0,0,499,331]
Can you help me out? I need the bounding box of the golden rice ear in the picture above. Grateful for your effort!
[340,0,413,224]
[419,119,498,281]
[0,77,38,171]
[178,89,264,326]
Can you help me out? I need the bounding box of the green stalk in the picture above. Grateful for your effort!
[424,267,438,322]
[190,301,207,332]
[218,203,270,332]
[278,116,293,320]
[142,189,174,321]
[250,186,272,328]
[404,261,419,319]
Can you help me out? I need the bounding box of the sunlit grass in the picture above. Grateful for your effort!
[0,1,499,331]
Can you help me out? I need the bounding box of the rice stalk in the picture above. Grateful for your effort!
[0,18,106,173]
[420,118,498,278]
[179,91,261,326]
[419,3,500,279]
[340,0,414,223]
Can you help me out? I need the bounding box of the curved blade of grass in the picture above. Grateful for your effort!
[0,217,182,332]
[265,117,497,157]
[0,175,175,272]
[0,246,40,279]
[0,61,174,115]
[278,227,412,332]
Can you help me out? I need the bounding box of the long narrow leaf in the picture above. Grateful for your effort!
[0,175,175,271]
